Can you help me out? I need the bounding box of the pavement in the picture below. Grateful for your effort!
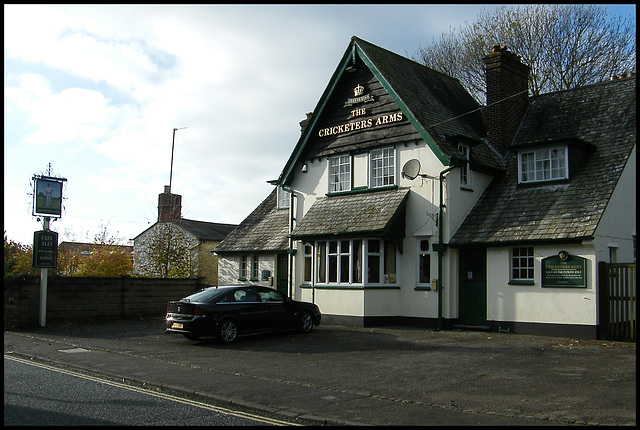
[4,317,636,426]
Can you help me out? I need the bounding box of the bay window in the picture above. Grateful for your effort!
[311,238,397,286]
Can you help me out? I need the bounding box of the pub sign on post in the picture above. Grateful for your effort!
[33,230,58,268]
[33,177,64,217]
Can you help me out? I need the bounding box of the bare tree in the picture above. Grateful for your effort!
[416,4,636,103]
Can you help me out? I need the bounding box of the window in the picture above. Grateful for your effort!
[240,256,249,279]
[511,247,534,281]
[458,144,469,187]
[316,241,326,283]
[240,255,259,279]
[277,186,290,209]
[251,255,260,279]
[519,146,568,183]
[367,240,381,283]
[313,239,396,285]
[608,245,618,263]
[352,239,362,283]
[234,288,258,302]
[418,239,431,285]
[329,155,351,192]
[367,239,397,284]
[303,244,312,283]
[257,288,284,303]
[370,147,395,188]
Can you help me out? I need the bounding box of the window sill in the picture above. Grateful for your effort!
[508,280,535,286]
[414,286,432,291]
[305,284,401,290]
[460,185,473,192]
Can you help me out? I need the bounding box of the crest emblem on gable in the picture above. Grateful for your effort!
[344,84,374,107]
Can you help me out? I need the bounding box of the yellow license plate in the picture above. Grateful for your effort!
[171,323,183,329]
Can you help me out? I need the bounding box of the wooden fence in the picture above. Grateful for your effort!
[598,262,636,341]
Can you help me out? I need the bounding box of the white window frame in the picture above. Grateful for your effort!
[329,155,351,193]
[277,186,290,209]
[458,144,470,187]
[313,238,397,286]
[251,255,260,279]
[303,244,313,284]
[518,146,568,184]
[370,147,396,188]
[240,255,249,279]
[511,246,534,281]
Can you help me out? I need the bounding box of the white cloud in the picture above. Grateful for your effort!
[6,4,632,246]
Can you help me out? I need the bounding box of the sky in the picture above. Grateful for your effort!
[4,4,636,246]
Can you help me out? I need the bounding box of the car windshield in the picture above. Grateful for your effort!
[182,287,235,303]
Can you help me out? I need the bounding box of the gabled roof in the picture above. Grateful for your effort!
[451,76,636,246]
[279,36,486,185]
[177,219,238,241]
[214,188,290,254]
[133,218,237,242]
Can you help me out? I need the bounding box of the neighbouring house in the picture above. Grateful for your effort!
[213,187,291,295]
[215,36,636,339]
[133,186,237,284]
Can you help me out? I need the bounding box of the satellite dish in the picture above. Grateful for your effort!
[402,159,421,180]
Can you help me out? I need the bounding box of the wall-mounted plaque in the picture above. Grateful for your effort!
[542,251,586,288]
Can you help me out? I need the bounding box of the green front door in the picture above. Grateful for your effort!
[276,254,288,296]
[459,248,487,326]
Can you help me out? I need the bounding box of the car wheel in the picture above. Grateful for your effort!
[217,320,239,343]
[183,333,200,341]
[297,311,314,333]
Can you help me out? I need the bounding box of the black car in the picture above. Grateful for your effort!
[166,285,321,343]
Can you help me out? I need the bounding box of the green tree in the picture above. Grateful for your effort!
[73,244,133,277]
[4,232,38,277]
[416,4,636,102]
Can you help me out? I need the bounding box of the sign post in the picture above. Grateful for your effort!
[33,220,59,326]
[32,167,66,327]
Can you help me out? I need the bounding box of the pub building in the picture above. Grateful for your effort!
[214,36,636,339]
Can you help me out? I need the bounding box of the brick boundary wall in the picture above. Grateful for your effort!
[4,276,202,330]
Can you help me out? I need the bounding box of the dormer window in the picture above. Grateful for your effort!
[518,146,568,184]
[277,186,290,209]
[458,143,470,187]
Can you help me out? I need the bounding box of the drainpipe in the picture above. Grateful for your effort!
[436,160,463,331]
[281,185,295,299]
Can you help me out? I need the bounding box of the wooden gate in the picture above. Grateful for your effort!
[598,262,636,341]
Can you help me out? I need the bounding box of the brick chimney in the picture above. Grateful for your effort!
[482,45,530,156]
[158,185,181,223]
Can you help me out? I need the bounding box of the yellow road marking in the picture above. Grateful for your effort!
[4,354,300,426]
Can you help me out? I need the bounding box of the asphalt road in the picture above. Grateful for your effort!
[4,355,296,426]
[4,317,636,426]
